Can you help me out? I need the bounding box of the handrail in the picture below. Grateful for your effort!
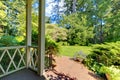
[0,46,26,50]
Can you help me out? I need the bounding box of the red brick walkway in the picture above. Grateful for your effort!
[45,56,104,80]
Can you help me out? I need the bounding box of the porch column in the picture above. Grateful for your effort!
[38,0,45,75]
[26,0,32,68]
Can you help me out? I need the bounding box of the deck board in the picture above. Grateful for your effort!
[0,69,46,80]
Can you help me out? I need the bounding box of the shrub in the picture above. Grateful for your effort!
[100,66,120,80]
[45,35,60,69]
[45,35,60,55]
[0,35,19,46]
[45,24,68,42]
[84,42,120,76]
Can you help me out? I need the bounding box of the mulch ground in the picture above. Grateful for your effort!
[45,56,104,80]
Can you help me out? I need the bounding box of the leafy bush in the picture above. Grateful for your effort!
[0,35,19,46]
[45,24,68,42]
[45,35,60,69]
[84,42,120,76]
[45,35,60,55]
[67,26,94,46]
[100,66,120,80]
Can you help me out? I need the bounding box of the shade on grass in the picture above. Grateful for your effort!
[60,46,92,57]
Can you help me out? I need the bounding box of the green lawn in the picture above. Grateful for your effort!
[60,46,92,57]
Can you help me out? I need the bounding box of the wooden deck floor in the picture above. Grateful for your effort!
[0,69,46,80]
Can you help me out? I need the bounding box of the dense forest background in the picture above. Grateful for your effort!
[0,0,120,46]
[60,0,120,45]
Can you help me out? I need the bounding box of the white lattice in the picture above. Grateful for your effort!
[0,46,26,77]
[29,47,38,71]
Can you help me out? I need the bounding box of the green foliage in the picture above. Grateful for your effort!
[68,26,94,46]
[17,12,26,36]
[85,42,120,76]
[18,12,39,45]
[45,35,60,69]
[61,13,94,46]
[100,66,120,80]
[2,0,26,36]
[62,0,120,44]
[46,24,68,42]
[0,2,7,26]
[45,35,60,55]
[0,35,19,46]
[31,13,39,45]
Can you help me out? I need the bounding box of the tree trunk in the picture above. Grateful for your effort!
[49,53,53,69]
[100,19,103,43]
[72,0,76,12]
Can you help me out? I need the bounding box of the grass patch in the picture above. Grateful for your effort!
[60,46,92,57]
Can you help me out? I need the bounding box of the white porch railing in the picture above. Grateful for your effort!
[29,46,38,71]
[0,46,26,77]
[0,46,39,78]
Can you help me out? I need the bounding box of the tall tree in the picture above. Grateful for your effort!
[72,0,76,12]
[0,2,7,27]
[62,0,120,44]
[2,0,25,36]
[104,0,120,41]
[49,0,65,23]
[64,0,76,15]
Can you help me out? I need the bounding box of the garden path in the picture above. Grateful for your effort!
[45,56,104,80]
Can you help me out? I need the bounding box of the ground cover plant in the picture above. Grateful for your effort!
[84,42,120,80]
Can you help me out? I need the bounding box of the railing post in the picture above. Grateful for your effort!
[38,0,45,76]
[26,0,32,68]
